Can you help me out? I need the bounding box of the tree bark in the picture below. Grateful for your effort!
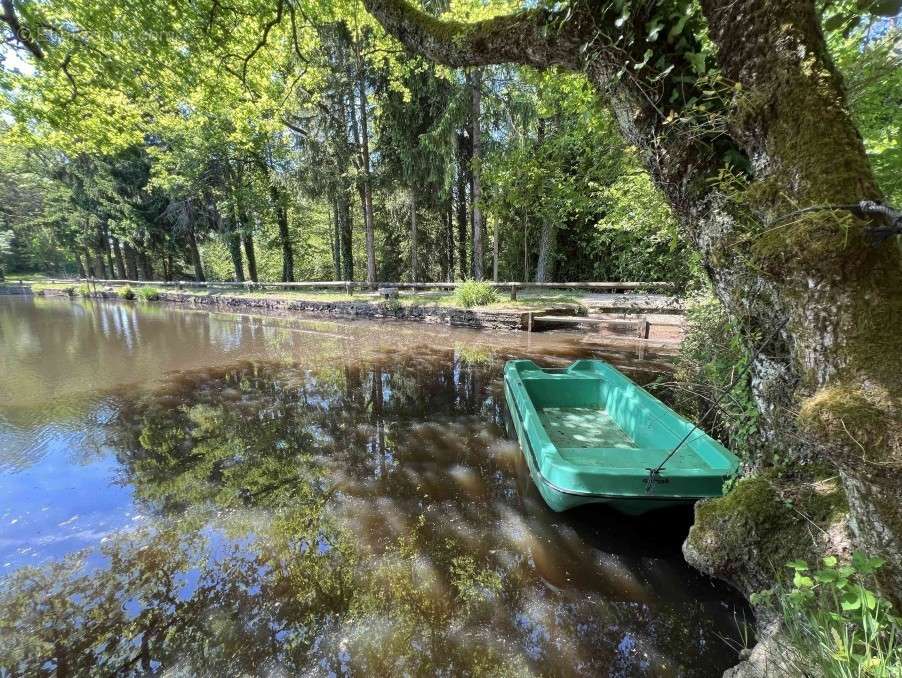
[331,196,342,280]
[242,233,258,283]
[534,118,554,283]
[270,184,294,282]
[93,226,108,280]
[364,0,902,606]
[111,237,127,280]
[74,251,86,278]
[350,38,377,288]
[534,222,555,283]
[186,227,205,282]
[445,192,454,282]
[492,226,500,282]
[122,242,138,280]
[410,189,418,281]
[103,225,115,280]
[82,243,95,278]
[456,131,469,280]
[227,231,244,283]
[470,68,484,280]
[137,247,153,281]
[337,189,354,281]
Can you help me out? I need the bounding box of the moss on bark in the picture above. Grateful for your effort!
[684,475,848,600]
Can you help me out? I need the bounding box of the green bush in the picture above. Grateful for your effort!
[383,297,403,313]
[76,283,92,297]
[752,553,900,677]
[137,286,160,301]
[454,280,498,308]
[117,285,136,300]
[671,292,759,459]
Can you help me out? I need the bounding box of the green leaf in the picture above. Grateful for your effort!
[668,15,689,40]
[786,559,809,571]
[842,591,862,610]
[823,13,854,31]
[634,49,653,71]
[861,587,877,610]
[685,52,707,75]
[646,18,664,42]
[814,568,839,583]
[822,555,837,567]
[793,572,814,588]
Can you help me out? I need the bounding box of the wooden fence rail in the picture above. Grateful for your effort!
[26,277,676,299]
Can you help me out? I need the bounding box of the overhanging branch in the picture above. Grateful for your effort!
[1,0,44,59]
[362,0,587,69]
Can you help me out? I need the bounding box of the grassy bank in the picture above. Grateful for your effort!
[20,280,587,313]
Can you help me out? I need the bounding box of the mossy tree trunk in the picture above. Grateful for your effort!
[364,0,902,604]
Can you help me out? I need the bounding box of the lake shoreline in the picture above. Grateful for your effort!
[1,283,681,348]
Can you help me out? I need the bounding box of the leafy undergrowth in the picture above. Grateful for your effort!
[752,554,900,677]
[136,286,160,301]
[671,291,759,459]
[454,280,499,308]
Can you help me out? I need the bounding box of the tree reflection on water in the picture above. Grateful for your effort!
[0,351,747,676]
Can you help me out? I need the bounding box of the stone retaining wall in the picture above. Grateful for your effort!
[2,285,531,331]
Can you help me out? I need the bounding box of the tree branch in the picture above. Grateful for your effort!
[361,0,587,69]
[1,0,44,59]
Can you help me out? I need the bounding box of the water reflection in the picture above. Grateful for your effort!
[0,296,748,676]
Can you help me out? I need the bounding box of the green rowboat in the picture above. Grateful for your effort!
[503,359,739,515]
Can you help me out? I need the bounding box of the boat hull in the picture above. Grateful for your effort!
[503,359,739,515]
[505,383,697,514]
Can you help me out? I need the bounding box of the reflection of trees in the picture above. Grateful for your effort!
[1,355,742,676]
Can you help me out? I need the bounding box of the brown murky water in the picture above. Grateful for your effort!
[0,295,750,676]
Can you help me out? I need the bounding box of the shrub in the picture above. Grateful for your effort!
[454,280,498,308]
[384,297,403,313]
[117,285,136,300]
[671,291,758,459]
[137,286,160,301]
[76,283,92,297]
[752,553,900,677]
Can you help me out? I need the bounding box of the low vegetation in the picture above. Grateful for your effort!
[116,285,136,300]
[454,280,498,308]
[671,292,759,459]
[136,287,160,302]
[752,554,900,677]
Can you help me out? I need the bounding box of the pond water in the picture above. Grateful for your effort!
[0,295,750,676]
